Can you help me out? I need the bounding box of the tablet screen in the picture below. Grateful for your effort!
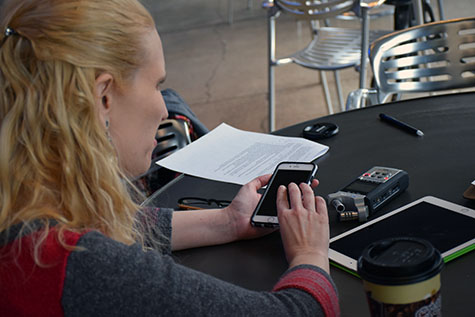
[329,197,475,271]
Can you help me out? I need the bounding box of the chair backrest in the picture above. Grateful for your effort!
[371,16,475,102]
[133,118,192,197]
[275,0,357,20]
[152,119,191,163]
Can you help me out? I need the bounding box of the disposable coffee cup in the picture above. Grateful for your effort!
[357,237,444,316]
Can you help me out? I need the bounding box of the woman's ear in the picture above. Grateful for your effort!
[94,73,114,118]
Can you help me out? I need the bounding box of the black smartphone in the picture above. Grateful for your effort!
[250,162,317,227]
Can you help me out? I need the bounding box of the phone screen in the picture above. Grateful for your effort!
[255,169,315,217]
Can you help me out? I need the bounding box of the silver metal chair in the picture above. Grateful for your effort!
[265,0,392,131]
[346,16,475,109]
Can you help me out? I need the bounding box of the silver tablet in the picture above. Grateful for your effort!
[329,196,475,273]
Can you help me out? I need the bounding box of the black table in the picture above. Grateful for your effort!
[146,92,475,316]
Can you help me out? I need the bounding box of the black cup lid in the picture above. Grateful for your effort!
[357,237,444,285]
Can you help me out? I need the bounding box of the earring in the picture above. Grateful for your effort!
[103,98,111,141]
[105,118,112,142]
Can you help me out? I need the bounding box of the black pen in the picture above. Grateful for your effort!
[379,113,424,137]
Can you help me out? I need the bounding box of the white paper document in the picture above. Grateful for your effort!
[156,123,329,185]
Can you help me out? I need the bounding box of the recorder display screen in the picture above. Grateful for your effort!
[343,179,378,195]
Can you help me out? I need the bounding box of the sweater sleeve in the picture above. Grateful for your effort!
[137,207,173,254]
[273,265,339,316]
[62,232,339,316]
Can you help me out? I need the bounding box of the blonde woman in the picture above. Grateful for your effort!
[0,0,339,315]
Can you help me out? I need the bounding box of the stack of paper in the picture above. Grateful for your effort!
[157,123,329,185]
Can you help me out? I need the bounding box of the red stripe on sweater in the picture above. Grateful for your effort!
[0,228,83,317]
[273,268,340,317]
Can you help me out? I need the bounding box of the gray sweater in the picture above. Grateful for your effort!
[1,208,340,316]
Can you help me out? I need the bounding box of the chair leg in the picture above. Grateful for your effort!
[359,6,370,89]
[268,13,276,132]
[320,71,334,115]
[269,65,276,132]
[437,0,444,19]
[334,71,345,112]
[413,0,424,25]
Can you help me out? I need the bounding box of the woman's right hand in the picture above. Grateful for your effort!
[276,182,330,273]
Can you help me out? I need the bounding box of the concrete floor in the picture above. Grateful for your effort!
[146,0,475,133]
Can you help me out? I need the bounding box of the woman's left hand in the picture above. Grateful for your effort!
[223,174,275,241]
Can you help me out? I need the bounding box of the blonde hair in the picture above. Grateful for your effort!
[0,0,156,261]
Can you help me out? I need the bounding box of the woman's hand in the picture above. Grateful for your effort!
[277,181,330,273]
[223,174,275,241]
[171,175,325,251]
[171,175,272,250]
